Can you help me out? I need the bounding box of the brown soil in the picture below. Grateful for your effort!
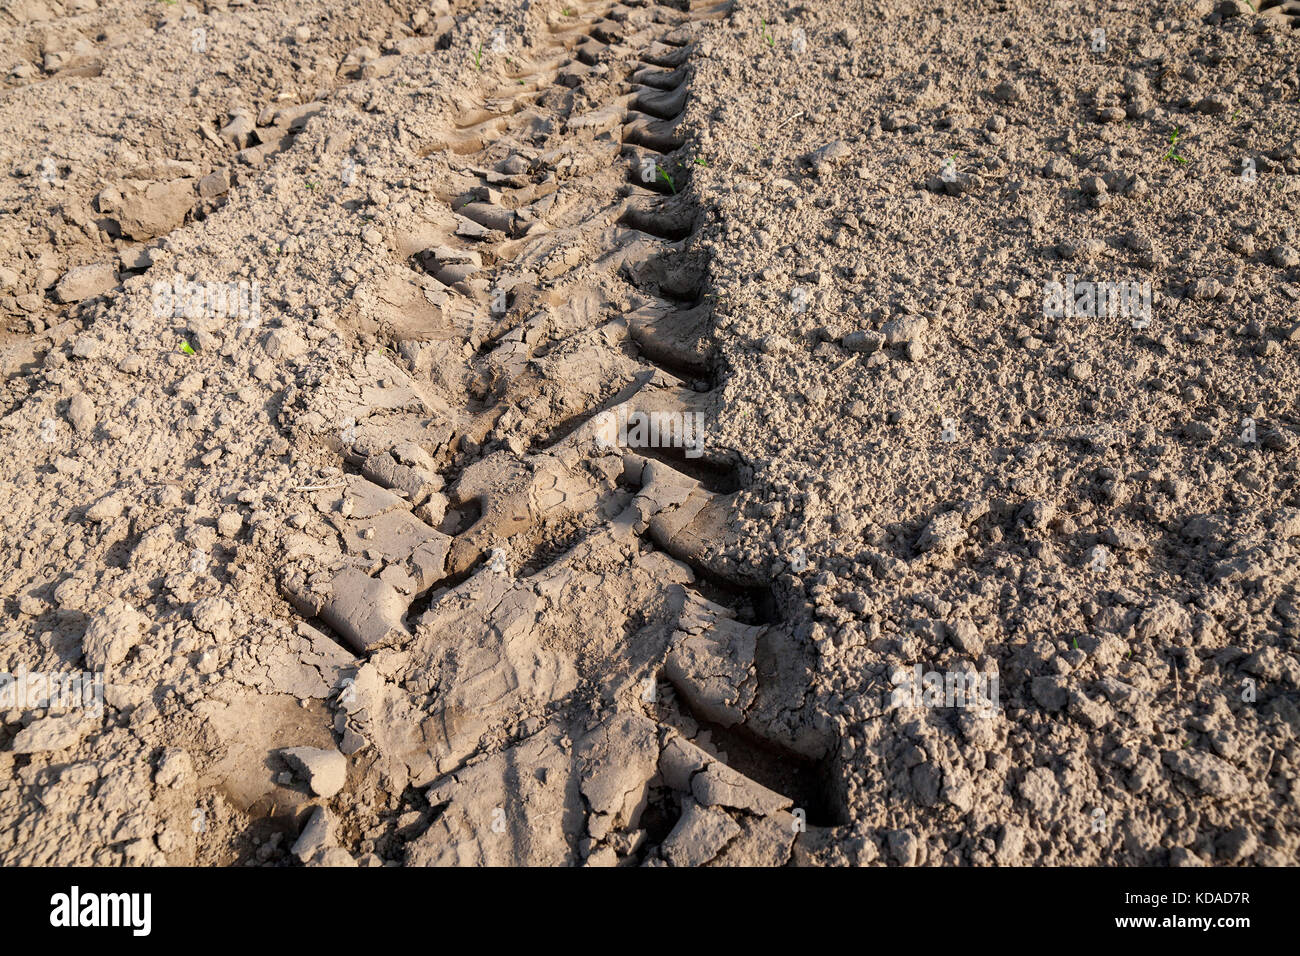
[1,0,1297,866]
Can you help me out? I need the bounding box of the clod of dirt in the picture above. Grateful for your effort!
[279,747,347,799]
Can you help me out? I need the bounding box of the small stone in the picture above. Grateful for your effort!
[308,846,358,867]
[1030,675,1068,711]
[1162,749,1248,799]
[916,510,966,552]
[1261,428,1293,452]
[264,328,307,359]
[66,393,96,435]
[1270,245,1299,268]
[191,596,234,636]
[174,372,204,399]
[11,714,94,754]
[1019,498,1056,529]
[71,336,101,359]
[155,748,193,789]
[992,79,1024,104]
[83,599,147,670]
[119,245,154,271]
[881,314,928,345]
[1195,94,1231,115]
[1043,157,1073,179]
[886,828,921,866]
[841,330,884,354]
[804,140,852,175]
[280,746,347,798]
[107,179,196,240]
[219,113,255,149]
[54,262,116,303]
[946,617,984,656]
[292,806,333,862]
[85,493,125,522]
[1215,826,1257,863]
[198,167,231,199]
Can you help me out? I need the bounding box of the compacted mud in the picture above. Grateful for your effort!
[1,0,1297,866]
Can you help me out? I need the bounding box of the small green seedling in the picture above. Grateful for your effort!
[1164,127,1187,164]
[473,41,484,71]
[562,6,576,15]
[180,340,196,355]
[305,180,317,190]
[760,19,774,48]
[1072,637,1080,650]
[656,166,676,194]
[694,156,709,167]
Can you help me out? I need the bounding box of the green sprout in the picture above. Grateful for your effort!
[473,41,484,72]
[305,180,317,190]
[656,166,676,194]
[1164,127,1188,164]
[180,340,196,355]
[694,156,709,167]
[760,18,774,48]
[562,6,576,15]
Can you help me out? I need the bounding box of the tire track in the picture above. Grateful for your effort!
[280,0,841,859]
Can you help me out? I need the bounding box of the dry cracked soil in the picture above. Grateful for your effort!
[1,0,1298,867]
